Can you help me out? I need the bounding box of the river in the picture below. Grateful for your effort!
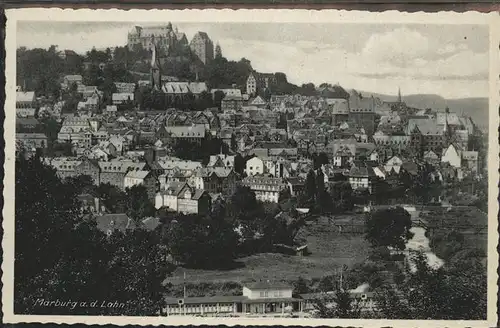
[406,226,444,270]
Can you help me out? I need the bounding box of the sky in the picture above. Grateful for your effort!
[17,21,490,99]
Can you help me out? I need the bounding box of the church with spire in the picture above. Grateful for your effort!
[150,35,162,91]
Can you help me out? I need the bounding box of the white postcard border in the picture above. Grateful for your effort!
[3,8,499,327]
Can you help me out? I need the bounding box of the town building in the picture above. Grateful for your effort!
[462,150,479,173]
[242,175,287,203]
[154,181,211,215]
[16,117,42,133]
[246,72,277,96]
[16,133,48,152]
[189,31,214,65]
[245,157,265,176]
[16,91,36,117]
[207,154,235,169]
[189,167,237,195]
[112,93,135,105]
[164,124,207,145]
[221,96,244,112]
[348,163,376,192]
[162,281,376,316]
[57,116,94,146]
[211,88,242,99]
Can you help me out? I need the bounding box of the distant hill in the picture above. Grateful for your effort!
[354,90,489,129]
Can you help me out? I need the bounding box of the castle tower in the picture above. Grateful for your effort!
[150,35,162,91]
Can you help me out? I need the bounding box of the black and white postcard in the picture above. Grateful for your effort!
[3,8,499,327]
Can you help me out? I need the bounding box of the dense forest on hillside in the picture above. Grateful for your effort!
[17,45,344,99]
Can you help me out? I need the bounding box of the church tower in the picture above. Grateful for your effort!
[150,35,162,91]
[397,87,402,103]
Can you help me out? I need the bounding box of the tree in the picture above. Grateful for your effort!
[17,46,68,98]
[313,289,362,318]
[298,83,316,96]
[15,156,85,313]
[64,174,97,196]
[365,207,414,250]
[305,169,316,205]
[96,183,127,213]
[293,276,311,294]
[125,185,156,222]
[213,90,226,109]
[105,229,174,315]
[233,153,246,175]
[313,152,329,170]
[314,169,332,213]
[164,214,239,268]
[329,181,354,212]
[215,43,222,58]
[375,250,486,320]
[278,186,292,205]
[227,185,262,222]
[193,91,214,110]
[15,157,176,315]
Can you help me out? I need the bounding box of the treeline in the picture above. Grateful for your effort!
[15,155,168,315]
[18,45,350,106]
[158,185,308,269]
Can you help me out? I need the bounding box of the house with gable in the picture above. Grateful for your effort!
[248,95,268,109]
[245,156,265,176]
[384,156,404,174]
[333,146,355,168]
[441,143,462,168]
[154,181,211,215]
[207,153,235,169]
[348,163,376,193]
[423,150,440,164]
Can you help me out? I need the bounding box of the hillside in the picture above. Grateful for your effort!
[355,90,489,129]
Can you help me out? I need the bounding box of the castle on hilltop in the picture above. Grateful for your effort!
[127,23,216,65]
[127,23,188,53]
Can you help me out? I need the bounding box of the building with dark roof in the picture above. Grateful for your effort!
[348,163,376,192]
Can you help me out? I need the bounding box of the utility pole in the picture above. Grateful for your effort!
[339,266,343,291]
[183,271,186,315]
